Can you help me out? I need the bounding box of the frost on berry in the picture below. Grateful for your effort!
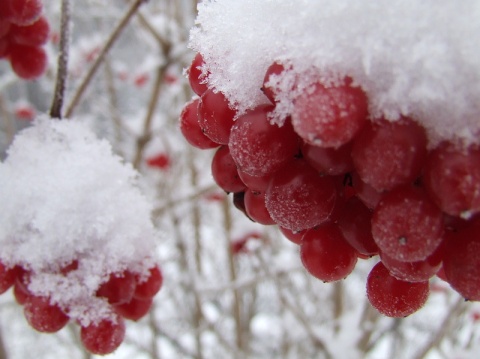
[229,105,300,177]
[366,261,429,318]
[371,186,444,262]
[0,117,160,325]
[265,159,337,231]
[424,142,480,218]
[351,117,427,192]
[291,80,368,148]
[81,316,126,355]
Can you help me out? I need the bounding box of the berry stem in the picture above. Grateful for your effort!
[49,0,71,119]
[64,0,147,118]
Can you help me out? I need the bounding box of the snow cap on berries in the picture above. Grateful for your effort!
[0,116,158,324]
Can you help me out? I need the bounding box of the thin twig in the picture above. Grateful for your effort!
[49,0,71,119]
[64,0,147,118]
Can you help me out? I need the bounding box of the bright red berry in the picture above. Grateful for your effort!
[134,266,163,300]
[424,142,480,218]
[115,297,153,321]
[96,271,136,305]
[366,261,429,317]
[9,0,43,26]
[229,105,300,177]
[291,79,368,148]
[371,186,444,262]
[179,98,219,150]
[188,53,209,96]
[24,295,69,333]
[10,15,50,46]
[81,316,126,355]
[300,224,358,282]
[265,159,337,231]
[211,145,246,193]
[352,117,427,191]
[9,43,47,79]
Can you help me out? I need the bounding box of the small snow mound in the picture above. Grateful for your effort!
[0,116,158,324]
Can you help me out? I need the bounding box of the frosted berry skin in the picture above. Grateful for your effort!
[265,159,337,231]
[134,266,163,300]
[371,186,444,262]
[9,43,47,79]
[188,53,209,96]
[198,89,236,145]
[23,296,69,333]
[443,219,480,300]
[211,146,246,193]
[229,105,300,177]
[8,0,43,26]
[424,142,480,218]
[351,117,428,191]
[10,15,50,46]
[115,297,153,321]
[366,261,429,318]
[300,224,358,282]
[96,271,136,305]
[380,243,444,283]
[291,80,368,148]
[81,316,126,355]
[179,98,219,150]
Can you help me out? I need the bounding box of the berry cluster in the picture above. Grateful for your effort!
[0,0,49,79]
[0,260,163,355]
[181,53,480,318]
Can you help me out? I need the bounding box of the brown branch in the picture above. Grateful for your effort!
[49,0,71,119]
[64,0,147,118]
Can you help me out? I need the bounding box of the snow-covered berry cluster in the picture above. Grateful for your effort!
[0,118,163,355]
[180,52,480,318]
[0,0,49,79]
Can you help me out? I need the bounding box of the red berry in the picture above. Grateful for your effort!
[244,189,276,225]
[380,242,444,283]
[10,15,49,46]
[0,261,17,294]
[265,159,337,231]
[24,295,69,333]
[211,145,246,193]
[229,105,300,177]
[179,98,219,150]
[291,79,368,148]
[96,271,136,305]
[9,44,47,79]
[371,186,444,262]
[188,53,209,96]
[366,261,429,317]
[0,19,10,38]
[14,103,36,120]
[198,89,236,145]
[115,297,153,321]
[300,224,358,282]
[424,142,480,218]
[302,140,354,176]
[443,219,480,300]
[134,266,163,300]
[337,196,379,256]
[81,316,126,355]
[237,169,271,192]
[352,117,427,191]
[9,0,43,26]
[278,226,306,245]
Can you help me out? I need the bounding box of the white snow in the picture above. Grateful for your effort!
[189,0,480,147]
[0,117,158,325]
